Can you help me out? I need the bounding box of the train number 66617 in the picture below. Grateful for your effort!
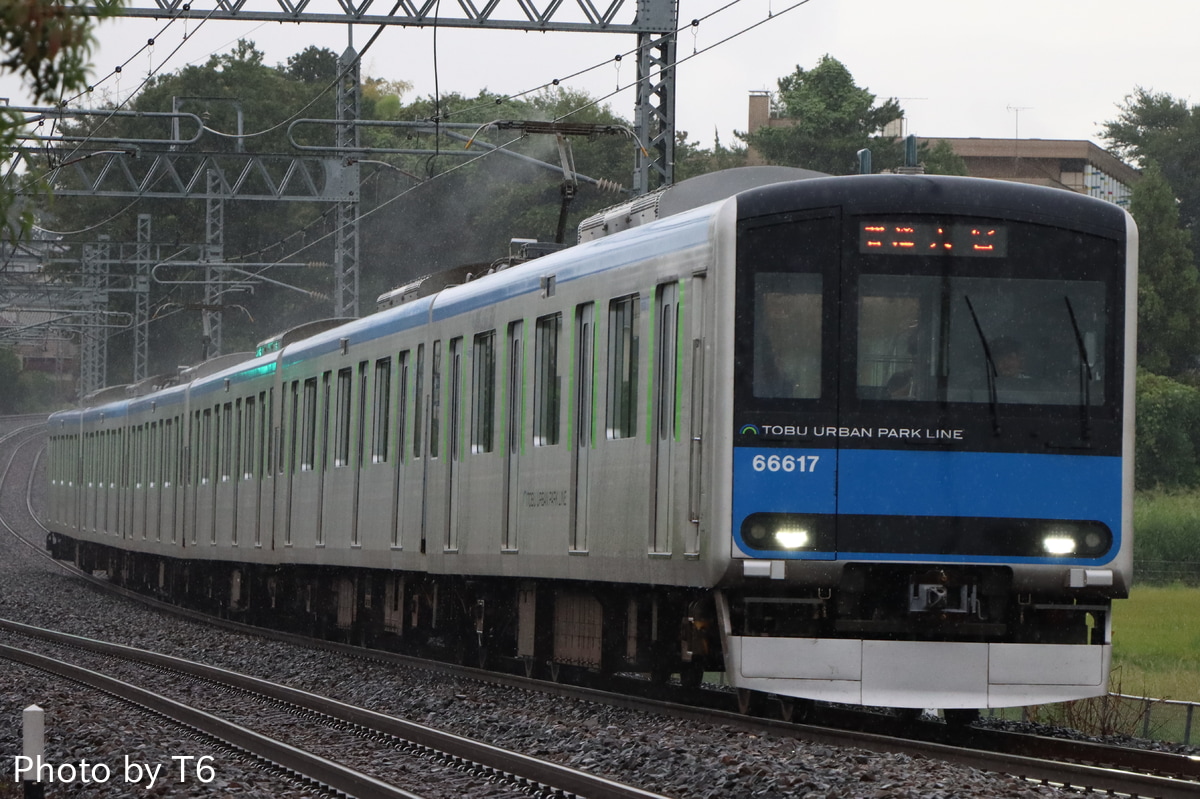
[751,454,819,473]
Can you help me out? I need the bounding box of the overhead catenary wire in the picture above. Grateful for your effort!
[555,0,816,124]
[436,0,750,123]
[44,3,224,169]
[197,1,404,142]
[211,0,818,286]
[142,134,528,329]
[21,0,816,314]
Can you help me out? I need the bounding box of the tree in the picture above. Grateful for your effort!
[674,130,749,182]
[2,0,124,236]
[1128,163,1200,375]
[740,55,903,175]
[1103,88,1200,235]
[920,139,968,176]
[42,41,345,376]
[285,45,338,84]
[40,46,640,380]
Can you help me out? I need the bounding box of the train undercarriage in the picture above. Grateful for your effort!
[48,534,721,688]
[48,532,1111,715]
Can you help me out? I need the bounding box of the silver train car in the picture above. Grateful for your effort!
[45,171,1136,713]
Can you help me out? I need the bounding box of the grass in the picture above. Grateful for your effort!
[1133,489,1200,573]
[1111,584,1200,701]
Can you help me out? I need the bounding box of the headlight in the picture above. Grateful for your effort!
[774,527,810,548]
[1039,523,1111,558]
[740,513,832,552]
[1042,535,1078,555]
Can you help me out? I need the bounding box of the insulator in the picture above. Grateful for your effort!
[594,177,624,194]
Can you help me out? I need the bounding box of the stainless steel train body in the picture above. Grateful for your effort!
[44,174,1136,710]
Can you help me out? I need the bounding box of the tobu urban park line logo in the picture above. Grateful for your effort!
[737,423,811,437]
[738,422,965,441]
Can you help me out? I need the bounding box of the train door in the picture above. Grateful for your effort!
[652,282,679,554]
[352,360,367,547]
[279,380,299,547]
[685,275,706,555]
[571,302,595,552]
[446,337,463,551]
[504,321,523,550]
[256,390,273,549]
[316,371,331,546]
[165,417,179,545]
[417,343,429,554]
[390,352,408,549]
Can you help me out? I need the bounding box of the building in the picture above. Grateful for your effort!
[919,137,1140,206]
[745,93,1141,206]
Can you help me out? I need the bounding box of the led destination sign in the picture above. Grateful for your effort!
[859,221,1008,257]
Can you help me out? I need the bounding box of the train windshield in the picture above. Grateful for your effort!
[753,272,822,398]
[737,212,1122,410]
[858,274,1108,406]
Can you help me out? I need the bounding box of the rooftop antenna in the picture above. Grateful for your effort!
[1007,105,1032,158]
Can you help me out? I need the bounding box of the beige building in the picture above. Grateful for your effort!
[920,137,1141,206]
[746,93,1141,205]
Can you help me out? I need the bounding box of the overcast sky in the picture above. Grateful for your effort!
[3,0,1198,158]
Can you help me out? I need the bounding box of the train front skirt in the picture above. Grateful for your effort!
[716,591,1111,709]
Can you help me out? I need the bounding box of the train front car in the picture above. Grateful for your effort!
[716,175,1135,711]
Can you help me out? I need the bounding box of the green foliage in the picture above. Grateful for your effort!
[1104,87,1200,234]
[16,369,60,411]
[674,130,750,182]
[1134,370,1200,490]
[1,0,117,100]
[739,55,904,174]
[1133,492,1200,579]
[41,50,641,379]
[0,349,66,412]
[285,45,339,84]
[1111,585,1200,707]
[920,139,968,176]
[1,0,124,238]
[1129,164,1200,375]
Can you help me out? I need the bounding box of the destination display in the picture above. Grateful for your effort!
[858,221,1008,257]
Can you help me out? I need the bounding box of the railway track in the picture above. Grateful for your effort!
[4,419,1200,797]
[1,421,669,799]
[0,620,670,799]
[0,638,424,799]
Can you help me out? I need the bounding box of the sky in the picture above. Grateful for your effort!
[3,0,1199,159]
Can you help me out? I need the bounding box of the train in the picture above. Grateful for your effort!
[43,168,1136,716]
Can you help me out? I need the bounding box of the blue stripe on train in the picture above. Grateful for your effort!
[732,447,1123,563]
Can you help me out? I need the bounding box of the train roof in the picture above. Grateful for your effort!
[47,173,1131,425]
[735,174,1131,236]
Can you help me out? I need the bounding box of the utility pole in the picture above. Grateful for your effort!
[335,46,362,320]
[204,170,224,358]
[80,239,110,396]
[133,214,151,382]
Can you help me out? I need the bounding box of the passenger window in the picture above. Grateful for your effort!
[534,313,562,446]
[606,295,639,439]
[372,357,392,464]
[472,331,496,453]
[301,378,317,471]
[335,367,353,467]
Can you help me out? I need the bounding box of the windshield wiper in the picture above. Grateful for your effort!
[963,295,1001,435]
[1063,295,1093,442]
